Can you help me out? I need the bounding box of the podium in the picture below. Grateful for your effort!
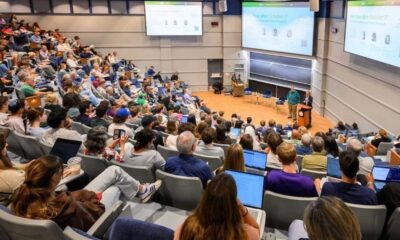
[232,80,244,97]
[298,104,312,128]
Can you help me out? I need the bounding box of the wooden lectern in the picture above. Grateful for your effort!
[231,80,244,97]
[297,104,312,127]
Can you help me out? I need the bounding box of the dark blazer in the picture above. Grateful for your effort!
[304,96,313,107]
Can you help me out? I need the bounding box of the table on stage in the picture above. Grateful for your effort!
[297,104,312,128]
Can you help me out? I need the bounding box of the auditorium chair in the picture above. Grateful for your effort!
[71,121,91,135]
[157,145,179,161]
[111,161,155,183]
[382,207,400,240]
[125,122,139,130]
[300,169,327,180]
[13,131,45,160]
[262,89,273,105]
[39,140,53,155]
[367,142,394,157]
[5,128,22,157]
[263,191,318,230]
[63,227,95,240]
[346,203,386,240]
[78,153,110,180]
[213,143,230,155]
[193,153,222,172]
[155,170,203,211]
[109,217,174,240]
[275,97,286,112]
[15,88,25,100]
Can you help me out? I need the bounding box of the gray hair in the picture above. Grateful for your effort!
[301,134,312,146]
[17,70,30,82]
[312,136,325,152]
[177,131,196,154]
[346,137,363,156]
[84,126,109,152]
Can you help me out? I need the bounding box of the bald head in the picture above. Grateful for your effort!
[177,131,196,154]
[291,130,300,140]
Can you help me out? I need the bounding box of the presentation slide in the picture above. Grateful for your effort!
[345,1,400,67]
[242,2,315,56]
[145,1,202,36]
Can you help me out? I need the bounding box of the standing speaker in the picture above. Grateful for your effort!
[310,0,320,12]
[219,0,228,13]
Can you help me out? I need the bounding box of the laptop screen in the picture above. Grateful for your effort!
[244,150,267,170]
[373,167,390,181]
[230,128,241,139]
[225,170,264,208]
[50,138,82,164]
[327,158,341,179]
[181,115,188,123]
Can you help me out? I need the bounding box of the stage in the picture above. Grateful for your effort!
[194,91,333,135]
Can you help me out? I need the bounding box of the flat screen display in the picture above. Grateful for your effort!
[345,0,400,67]
[145,1,203,36]
[242,2,315,56]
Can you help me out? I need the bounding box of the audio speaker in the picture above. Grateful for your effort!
[310,0,319,12]
[219,0,228,13]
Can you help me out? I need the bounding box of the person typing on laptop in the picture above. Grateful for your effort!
[320,151,378,205]
[264,143,318,197]
[174,173,260,240]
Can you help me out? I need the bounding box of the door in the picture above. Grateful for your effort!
[207,59,223,88]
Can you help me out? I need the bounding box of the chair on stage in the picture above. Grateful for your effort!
[275,97,286,112]
[262,90,273,106]
[244,87,252,103]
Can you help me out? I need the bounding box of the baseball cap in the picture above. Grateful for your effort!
[115,108,130,119]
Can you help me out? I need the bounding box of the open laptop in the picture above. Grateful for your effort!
[49,138,82,164]
[243,150,267,170]
[225,170,265,225]
[373,166,390,191]
[327,158,341,179]
[229,128,241,139]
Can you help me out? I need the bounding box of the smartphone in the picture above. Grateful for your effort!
[113,129,126,140]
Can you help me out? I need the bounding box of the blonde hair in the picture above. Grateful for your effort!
[277,142,296,165]
[304,197,361,240]
[44,93,58,105]
[379,129,388,138]
[223,144,245,172]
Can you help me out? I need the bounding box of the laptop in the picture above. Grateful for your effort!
[181,115,188,123]
[225,170,265,225]
[49,138,82,164]
[243,150,267,170]
[327,158,341,179]
[229,128,241,139]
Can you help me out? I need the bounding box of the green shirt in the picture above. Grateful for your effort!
[287,90,300,105]
[302,152,328,171]
[20,84,36,97]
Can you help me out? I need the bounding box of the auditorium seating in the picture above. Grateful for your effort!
[193,153,222,172]
[300,169,327,180]
[262,191,318,230]
[111,160,155,183]
[78,153,110,180]
[157,145,179,161]
[71,121,91,135]
[383,207,400,240]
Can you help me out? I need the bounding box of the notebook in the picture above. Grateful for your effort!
[243,150,267,170]
[50,138,82,164]
[327,158,341,179]
[229,128,241,139]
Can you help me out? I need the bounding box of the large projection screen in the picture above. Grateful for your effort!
[145,1,203,36]
[242,2,315,56]
[345,0,400,67]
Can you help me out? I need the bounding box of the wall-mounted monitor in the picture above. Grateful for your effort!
[345,0,400,67]
[145,1,203,36]
[242,2,315,56]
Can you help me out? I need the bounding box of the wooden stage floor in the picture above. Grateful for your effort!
[194,91,333,135]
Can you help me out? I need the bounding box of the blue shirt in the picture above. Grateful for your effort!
[164,154,212,188]
[321,182,378,205]
[265,170,318,197]
[296,145,313,156]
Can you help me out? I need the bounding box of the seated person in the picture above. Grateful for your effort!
[40,106,82,145]
[164,120,178,149]
[265,143,318,197]
[285,129,301,145]
[216,144,246,174]
[325,136,340,159]
[75,100,93,127]
[320,151,378,205]
[346,138,374,180]
[174,173,259,240]
[195,127,225,161]
[0,96,9,125]
[239,134,254,151]
[108,107,134,139]
[84,126,127,162]
[26,107,48,138]
[164,131,212,188]
[11,156,162,231]
[165,122,195,151]
[215,124,232,145]
[123,129,165,170]
[90,100,110,129]
[19,71,47,97]
[265,133,284,169]
[302,136,327,171]
[255,120,267,137]
[5,99,27,134]
[296,134,313,156]
[371,129,392,148]
[289,197,361,240]
[126,105,141,126]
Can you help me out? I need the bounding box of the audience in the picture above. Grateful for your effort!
[90,100,110,129]
[265,143,318,197]
[124,129,165,170]
[302,136,327,171]
[371,129,392,148]
[174,173,260,240]
[164,131,212,188]
[265,133,284,169]
[215,124,232,144]
[5,99,27,134]
[11,156,162,231]
[346,138,375,178]
[296,134,313,155]
[26,107,47,137]
[325,136,340,158]
[0,96,9,125]
[320,151,378,205]
[216,143,245,174]
[195,127,224,160]
[75,100,93,127]
[239,133,254,151]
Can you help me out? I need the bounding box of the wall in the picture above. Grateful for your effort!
[312,2,400,136]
